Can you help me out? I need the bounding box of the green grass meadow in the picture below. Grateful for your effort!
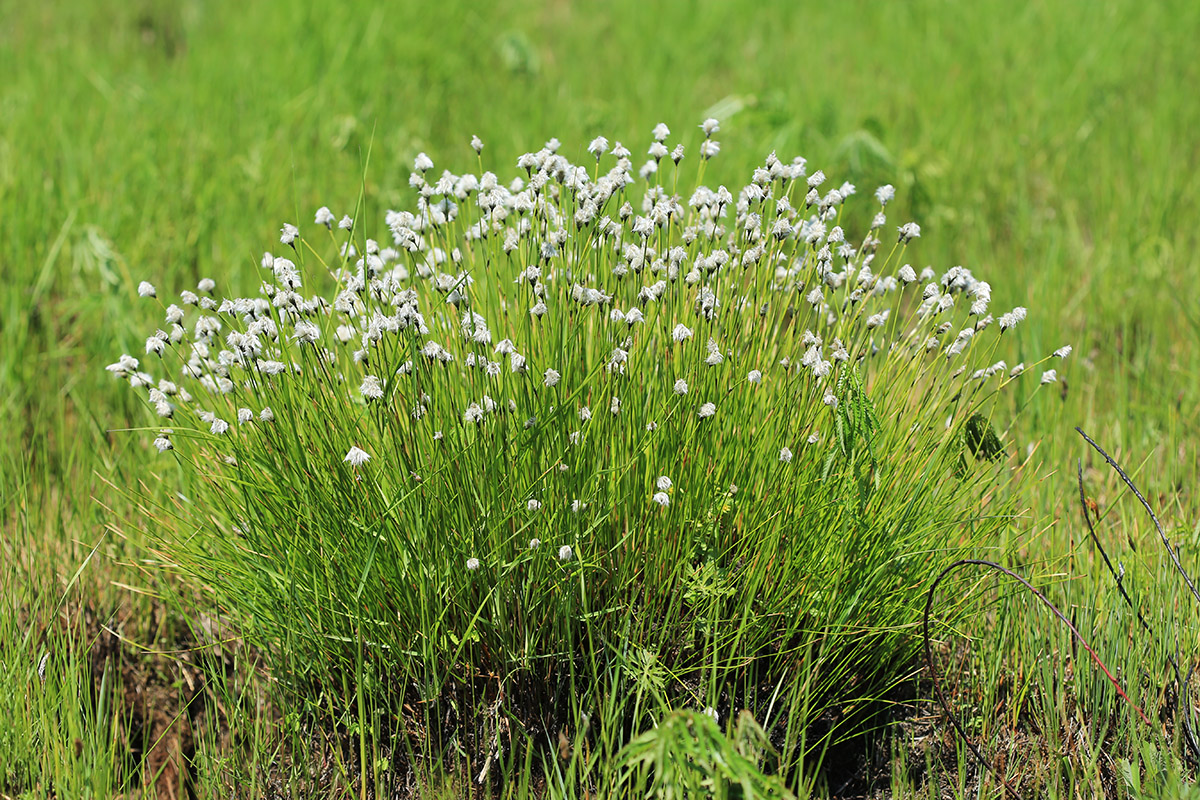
[4,0,1200,797]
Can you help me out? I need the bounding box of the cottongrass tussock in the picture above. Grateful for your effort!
[108,124,1070,768]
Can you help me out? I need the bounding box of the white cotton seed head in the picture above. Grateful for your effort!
[138,281,156,298]
[360,375,384,400]
[466,558,480,571]
[897,222,921,243]
[543,368,561,387]
[656,475,672,491]
[779,447,793,463]
[674,379,688,395]
[653,492,670,507]
[1041,369,1058,385]
[698,402,716,419]
[558,545,573,561]
[1054,345,1073,359]
[998,307,1028,332]
[344,446,370,466]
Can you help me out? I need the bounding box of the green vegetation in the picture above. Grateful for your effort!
[3,0,1200,796]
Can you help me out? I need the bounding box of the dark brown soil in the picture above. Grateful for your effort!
[71,600,255,799]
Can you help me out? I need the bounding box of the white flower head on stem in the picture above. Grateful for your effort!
[588,136,609,160]
[344,446,371,467]
[897,222,921,244]
[998,307,1027,332]
[360,375,384,401]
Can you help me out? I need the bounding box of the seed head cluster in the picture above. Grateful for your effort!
[107,124,1070,586]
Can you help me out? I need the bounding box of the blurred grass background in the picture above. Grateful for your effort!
[3,0,1200,794]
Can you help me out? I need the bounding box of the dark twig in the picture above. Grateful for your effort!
[924,559,1150,800]
[1076,427,1200,608]
[1075,427,1200,762]
[1078,459,1152,633]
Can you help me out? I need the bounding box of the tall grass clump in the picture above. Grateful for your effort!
[106,122,1069,786]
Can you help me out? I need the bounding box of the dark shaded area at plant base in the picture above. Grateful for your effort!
[35,597,957,798]
[34,594,1178,798]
